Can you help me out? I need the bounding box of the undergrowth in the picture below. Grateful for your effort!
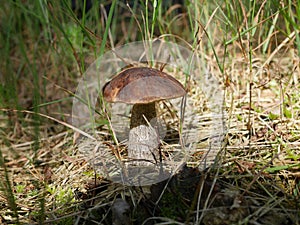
[0,0,299,224]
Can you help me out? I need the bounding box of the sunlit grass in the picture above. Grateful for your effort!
[0,0,299,224]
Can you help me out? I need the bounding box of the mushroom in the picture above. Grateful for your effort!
[103,67,186,166]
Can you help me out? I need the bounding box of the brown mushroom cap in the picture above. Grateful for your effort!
[103,67,186,104]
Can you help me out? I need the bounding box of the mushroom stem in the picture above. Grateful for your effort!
[128,102,160,165]
[130,103,156,128]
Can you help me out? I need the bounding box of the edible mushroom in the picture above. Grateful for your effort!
[103,67,186,166]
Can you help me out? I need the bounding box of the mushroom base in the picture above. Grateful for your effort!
[128,103,160,166]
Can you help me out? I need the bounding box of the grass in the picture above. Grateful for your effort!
[0,0,299,224]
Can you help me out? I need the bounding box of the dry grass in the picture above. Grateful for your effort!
[1,1,300,225]
[1,48,299,224]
